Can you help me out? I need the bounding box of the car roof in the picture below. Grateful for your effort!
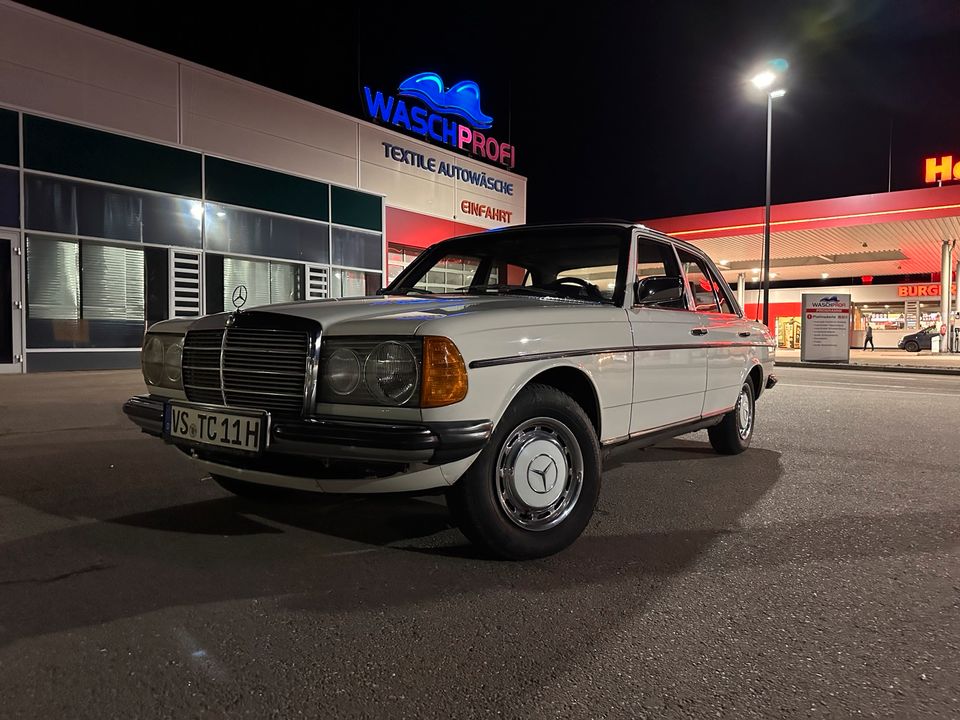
[431,221,700,253]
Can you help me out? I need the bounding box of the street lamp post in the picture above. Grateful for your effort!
[750,67,786,327]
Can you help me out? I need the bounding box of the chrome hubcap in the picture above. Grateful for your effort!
[737,388,753,439]
[496,417,583,531]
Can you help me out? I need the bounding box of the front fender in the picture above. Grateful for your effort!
[421,352,633,444]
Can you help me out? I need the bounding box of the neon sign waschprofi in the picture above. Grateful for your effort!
[364,72,516,169]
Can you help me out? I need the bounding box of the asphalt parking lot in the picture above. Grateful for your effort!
[1,367,958,719]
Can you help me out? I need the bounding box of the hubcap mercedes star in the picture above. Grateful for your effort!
[737,388,753,439]
[496,417,584,531]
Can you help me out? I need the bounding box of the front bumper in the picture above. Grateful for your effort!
[123,395,492,466]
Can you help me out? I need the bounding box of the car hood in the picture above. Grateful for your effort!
[214,294,617,336]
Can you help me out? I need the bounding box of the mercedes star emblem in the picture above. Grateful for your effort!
[232,284,248,311]
[526,454,559,494]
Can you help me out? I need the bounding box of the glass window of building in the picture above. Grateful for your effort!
[330,269,381,298]
[26,235,145,348]
[331,226,382,270]
[222,256,302,309]
[205,203,329,264]
[81,243,144,321]
[855,303,906,331]
[387,245,421,283]
[415,255,482,293]
[27,236,79,321]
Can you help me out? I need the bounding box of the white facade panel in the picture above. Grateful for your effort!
[183,112,358,188]
[0,60,179,142]
[181,67,358,161]
[358,124,456,187]
[0,4,178,104]
[767,283,912,304]
[0,4,178,141]
[360,161,456,219]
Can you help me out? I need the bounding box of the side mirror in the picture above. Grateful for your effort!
[634,276,685,307]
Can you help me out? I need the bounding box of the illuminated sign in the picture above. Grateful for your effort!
[364,72,516,169]
[801,293,850,362]
[924,155,960,183]
[897,283,958,297]
[460,199,512,223]
[380,141,514,196]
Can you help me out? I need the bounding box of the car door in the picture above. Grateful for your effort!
[627,233,708,434]
[674,247,753,417]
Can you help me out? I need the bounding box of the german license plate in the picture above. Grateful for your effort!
[165,402,267,454]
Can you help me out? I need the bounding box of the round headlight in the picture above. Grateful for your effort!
[326,348,361,395]
[142,336,164,385]
[164,340,183,383]
[364,341,419,405]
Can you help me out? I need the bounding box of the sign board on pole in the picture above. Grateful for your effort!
[801,294,851,362]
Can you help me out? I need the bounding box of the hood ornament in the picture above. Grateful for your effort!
[231,284,248,312]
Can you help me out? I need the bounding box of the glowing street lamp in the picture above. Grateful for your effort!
[750,59,788,326]
[750,71,776,90]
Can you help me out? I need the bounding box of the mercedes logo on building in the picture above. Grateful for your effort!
[526,454,559,494]
[231,284,248,311]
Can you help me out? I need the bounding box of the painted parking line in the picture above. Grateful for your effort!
[779,382,960,398]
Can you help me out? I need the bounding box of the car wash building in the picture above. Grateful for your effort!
[647,181,960,351]
[0,1,526,373]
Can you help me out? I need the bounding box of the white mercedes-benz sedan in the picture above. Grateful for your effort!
[124,222,776,559]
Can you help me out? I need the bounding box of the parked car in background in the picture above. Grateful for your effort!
[898,326,938,352]
[123,223,777,559]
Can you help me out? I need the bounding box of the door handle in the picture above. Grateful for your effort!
[691,328,708,336]
[738,331,751,337]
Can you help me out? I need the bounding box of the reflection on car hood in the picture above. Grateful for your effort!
[229,294,611,333]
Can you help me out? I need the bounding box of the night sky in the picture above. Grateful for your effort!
[21,0,960,223]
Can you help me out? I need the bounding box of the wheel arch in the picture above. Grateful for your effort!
[747,363,764,399]
[516,364,602,438]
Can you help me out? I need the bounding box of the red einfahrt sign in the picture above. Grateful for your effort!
[460,200,512,223]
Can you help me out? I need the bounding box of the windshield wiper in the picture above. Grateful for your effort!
[452,284,614,304]
[398,287,435,295]
[452,284,558,297]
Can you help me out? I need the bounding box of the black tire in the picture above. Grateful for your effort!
[904,341,920,353]
[211,474,308,502]
[708,380,755,455]
[446,384,601,560]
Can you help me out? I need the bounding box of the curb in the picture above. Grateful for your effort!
[775,360,960,376]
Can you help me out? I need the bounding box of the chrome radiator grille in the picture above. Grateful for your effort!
[182,325,312,416]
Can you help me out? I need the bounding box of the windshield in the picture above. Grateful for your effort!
[385,226,630,305]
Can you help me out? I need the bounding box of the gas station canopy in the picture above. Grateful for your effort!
[646,184,960,284]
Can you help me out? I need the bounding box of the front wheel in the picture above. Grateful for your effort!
[708,380,755,455]
[904,340,920,353]
[446,384,601,560]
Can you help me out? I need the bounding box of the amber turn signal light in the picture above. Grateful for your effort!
[421,336,468,408]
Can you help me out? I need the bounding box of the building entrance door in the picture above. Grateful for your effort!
[0,230,23,374]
